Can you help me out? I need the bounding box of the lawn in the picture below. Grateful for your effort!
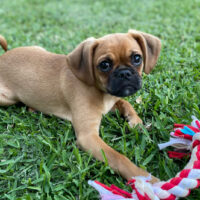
[0,0,200,199]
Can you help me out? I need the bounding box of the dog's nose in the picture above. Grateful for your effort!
[118,69,133,80]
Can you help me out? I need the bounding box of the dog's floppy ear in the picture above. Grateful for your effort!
[66,38,98,85]
[128,30,161,74]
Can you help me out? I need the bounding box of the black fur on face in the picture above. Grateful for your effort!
[106,67,142,97]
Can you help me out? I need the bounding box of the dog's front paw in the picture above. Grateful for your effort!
[150,176,160,184]
[128,115,143,128]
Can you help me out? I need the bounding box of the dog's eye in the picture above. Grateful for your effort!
[98,60,112,72]
[132,54,142,66]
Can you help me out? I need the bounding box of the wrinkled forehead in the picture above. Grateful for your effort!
[94,33,143,63]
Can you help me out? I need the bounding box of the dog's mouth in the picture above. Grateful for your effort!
[106,67,142,97]
[119,86,138,97]
[107,83,141,97]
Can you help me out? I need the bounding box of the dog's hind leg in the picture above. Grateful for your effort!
[0,85,17,106]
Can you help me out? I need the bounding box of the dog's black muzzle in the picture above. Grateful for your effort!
[107,67,142,97]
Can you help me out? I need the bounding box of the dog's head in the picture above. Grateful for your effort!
[66,30,161,97]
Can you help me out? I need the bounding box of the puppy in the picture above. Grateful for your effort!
[0,30,161,183]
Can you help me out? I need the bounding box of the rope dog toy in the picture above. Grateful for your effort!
[88,116,200,200]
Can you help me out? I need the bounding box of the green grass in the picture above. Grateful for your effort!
[0,0,200,199]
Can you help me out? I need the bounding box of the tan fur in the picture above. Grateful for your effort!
[0,31,161,183]
[0,35,7,52]
[128,30,161,74]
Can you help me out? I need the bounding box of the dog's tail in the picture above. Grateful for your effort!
[0,35,8,52]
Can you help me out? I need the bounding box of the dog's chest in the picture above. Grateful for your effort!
[102,94,119,114]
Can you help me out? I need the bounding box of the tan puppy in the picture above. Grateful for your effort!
[0,30,161,183]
